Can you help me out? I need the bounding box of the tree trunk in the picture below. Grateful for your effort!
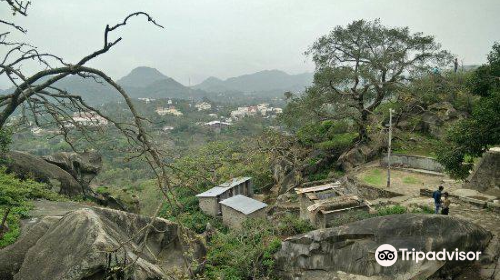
[0,208,11,239]
[358,95,369,142]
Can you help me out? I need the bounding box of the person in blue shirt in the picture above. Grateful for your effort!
[432,186,444,214]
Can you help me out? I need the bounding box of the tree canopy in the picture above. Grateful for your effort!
[437,43,500,178]
[284,19,452,141]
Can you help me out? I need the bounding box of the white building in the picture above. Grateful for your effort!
[72,112,108,127]
[162,126,175,132]
[156,107,183,116]
[195,102,212,111]
[138,97,155,103]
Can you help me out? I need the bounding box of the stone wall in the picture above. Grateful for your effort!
[464,148,500,193]
[199,197,219,217]
[380,153,444,172]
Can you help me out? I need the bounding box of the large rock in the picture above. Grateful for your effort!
[3,151,85,197]
[0,207,205,280]
[43,151,102,188]
[464,148,500,196]
[337,139,383,171]
[275,214,492,280]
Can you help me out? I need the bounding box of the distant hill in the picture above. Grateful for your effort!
[0,67,313,105]
[117,66,169,88]
[193,70,313,94]
[0,67,207,105]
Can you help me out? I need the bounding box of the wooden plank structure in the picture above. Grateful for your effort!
[305,195,369,228]
[295,182,341,220]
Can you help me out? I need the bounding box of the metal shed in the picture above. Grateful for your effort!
[220,195,268,229]
[196,177,254,217]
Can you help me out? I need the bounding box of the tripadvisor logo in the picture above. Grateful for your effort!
[375,244,482,267]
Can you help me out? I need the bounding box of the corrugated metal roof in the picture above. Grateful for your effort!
[295,182,340,194]
[219,177,252,189]
[220,195,267,215]
[196,187,229,198]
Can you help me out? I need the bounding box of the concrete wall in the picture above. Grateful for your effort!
[199,197,219,217]
[221,205,266,230]
[315,206,369,228]
[380,153,444,172]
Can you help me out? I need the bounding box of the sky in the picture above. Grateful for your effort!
[1,0,500,89]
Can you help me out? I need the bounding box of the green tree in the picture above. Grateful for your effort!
[437,43,500,178]
[300,19,451,141]
[0,171,43,239]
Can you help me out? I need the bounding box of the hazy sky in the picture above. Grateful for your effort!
[1,0,499,88]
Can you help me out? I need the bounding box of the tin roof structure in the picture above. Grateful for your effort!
[219,177,252,189]
[196,187,229,198]
[220,195,267,215]
[295,182,340,195]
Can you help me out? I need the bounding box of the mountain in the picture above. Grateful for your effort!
[117,66,169,88]
[193,70,313,94]
[0,67,207,105]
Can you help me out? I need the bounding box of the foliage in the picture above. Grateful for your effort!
[0,169,61,247]
[436,43,500,178]
[402,176,420,184]
[468,42,500,97]
[362,169,384,186]
[170,140,274,194]
[203,215,311,280]
[287,19,451,141]
[392,132,441,157]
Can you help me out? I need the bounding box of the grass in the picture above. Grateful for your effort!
[392,132,441,158]
[0,206,30,248]
[362,169,385,186]
[402,176,420,184]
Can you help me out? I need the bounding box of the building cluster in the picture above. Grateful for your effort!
[137,97,156,103]
[204,120,232,133]
[195,102,212,111]
[230,103,282,120]
[69,112,109,127]
[296,182,369,228]
[156,106,183,116]
[196,177,268,229]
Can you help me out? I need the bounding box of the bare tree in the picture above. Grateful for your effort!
[1,2,199,278]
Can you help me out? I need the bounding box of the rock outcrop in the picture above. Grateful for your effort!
[2,151,102,197]
[0,207,205,280]
[3,151,84,197]
[464,147,500,196]
[275,214,492,280]
[43,151,102,188]
[337,139,384,171]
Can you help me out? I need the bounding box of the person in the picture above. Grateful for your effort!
[441,192,450,215]
[432,186,444,214]
[454,58,459,73]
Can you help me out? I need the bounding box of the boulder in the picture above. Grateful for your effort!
[43,151,102,188]
[3,151,85,197]
[337,140,383,171]
[275,214,492,280]
[463,148,500,196]
[0,207,205,280]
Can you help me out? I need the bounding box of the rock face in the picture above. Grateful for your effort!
[43,151,102,189]
[4,151,84,197]
[275,214,492,280]
[337,139,383,171]
[2,151,102,197]
[464,148,500,196]
[420,102,466,138]
[0,207,205,280]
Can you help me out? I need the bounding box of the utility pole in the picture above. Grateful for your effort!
[386,108,394,188]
